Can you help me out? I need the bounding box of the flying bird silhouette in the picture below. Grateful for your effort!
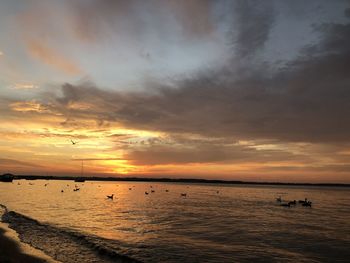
[71,140,77,145]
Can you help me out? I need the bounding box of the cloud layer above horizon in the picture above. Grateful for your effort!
[1,0,350,182]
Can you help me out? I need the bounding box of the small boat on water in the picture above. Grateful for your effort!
[0,173,14,182]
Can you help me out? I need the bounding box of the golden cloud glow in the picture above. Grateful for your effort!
[10,101,50,113]
[11,83,39,89]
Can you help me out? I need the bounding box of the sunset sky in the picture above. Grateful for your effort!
[1,0,350,183]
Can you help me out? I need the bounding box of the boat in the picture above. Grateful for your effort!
[0,173,14,182]
[74,160,85,182]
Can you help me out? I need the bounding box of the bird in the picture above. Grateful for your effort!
[129,188,132,190]
[107,194,114,199]
[181,193,187,197]
[216,190,219,194]
[276,197,282,202]
[299,198,309,204]
[61,190,64,193]
[165,189,169,192]
[70,139,77,145]
[145,191,149,195]
[288,200,296,206]
[151,190,155,193]
[302,201,312,207]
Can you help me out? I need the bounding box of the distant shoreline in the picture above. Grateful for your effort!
[7,175,350,188]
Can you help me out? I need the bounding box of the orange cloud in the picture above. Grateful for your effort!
[26,40,81,75]
[10,101,50,113]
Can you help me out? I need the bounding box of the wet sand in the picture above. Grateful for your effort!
[0,223,58,263]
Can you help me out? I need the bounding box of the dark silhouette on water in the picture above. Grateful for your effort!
[300,198,312,207]
[74,178,85,182]
[288,200,296,206]
[70,139,77,145]
[279,198,312,208]
[302,201,312,207]
[276,196,282,202]
[0,173,14,182]
[145,191,149,195]
[181,193,187,197]
[107,194,114,200]
[299,198,308,204]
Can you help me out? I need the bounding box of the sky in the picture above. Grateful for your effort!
[1,0,350,183]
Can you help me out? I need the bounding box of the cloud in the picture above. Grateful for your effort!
[46,23,350,144]
[0,158,42,168]
[26,39,82,75]
[231,0,275,59]
[4,2,350,153]
[70,0,216,42]
[124,142,305,166]
[10,100,51,113]
[11,83,39,89]
[72,158,125,161]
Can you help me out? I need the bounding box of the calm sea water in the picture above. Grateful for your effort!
[0,180,349,262]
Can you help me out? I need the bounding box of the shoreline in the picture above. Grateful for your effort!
[4,175,350,188]
[0,222,59,263]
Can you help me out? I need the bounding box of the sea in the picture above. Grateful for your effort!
[0,180,349,263]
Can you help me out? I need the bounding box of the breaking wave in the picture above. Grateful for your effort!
[0,205,141,263]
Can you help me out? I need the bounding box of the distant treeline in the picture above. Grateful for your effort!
[7,174,350,187]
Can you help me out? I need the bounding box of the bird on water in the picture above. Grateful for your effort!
[107,194,114,199]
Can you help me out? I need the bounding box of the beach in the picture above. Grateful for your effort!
[0,222,58,263]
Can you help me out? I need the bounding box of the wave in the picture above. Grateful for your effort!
[0,204,142,263]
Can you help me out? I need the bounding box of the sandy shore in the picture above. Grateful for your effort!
[0,223,59,263]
